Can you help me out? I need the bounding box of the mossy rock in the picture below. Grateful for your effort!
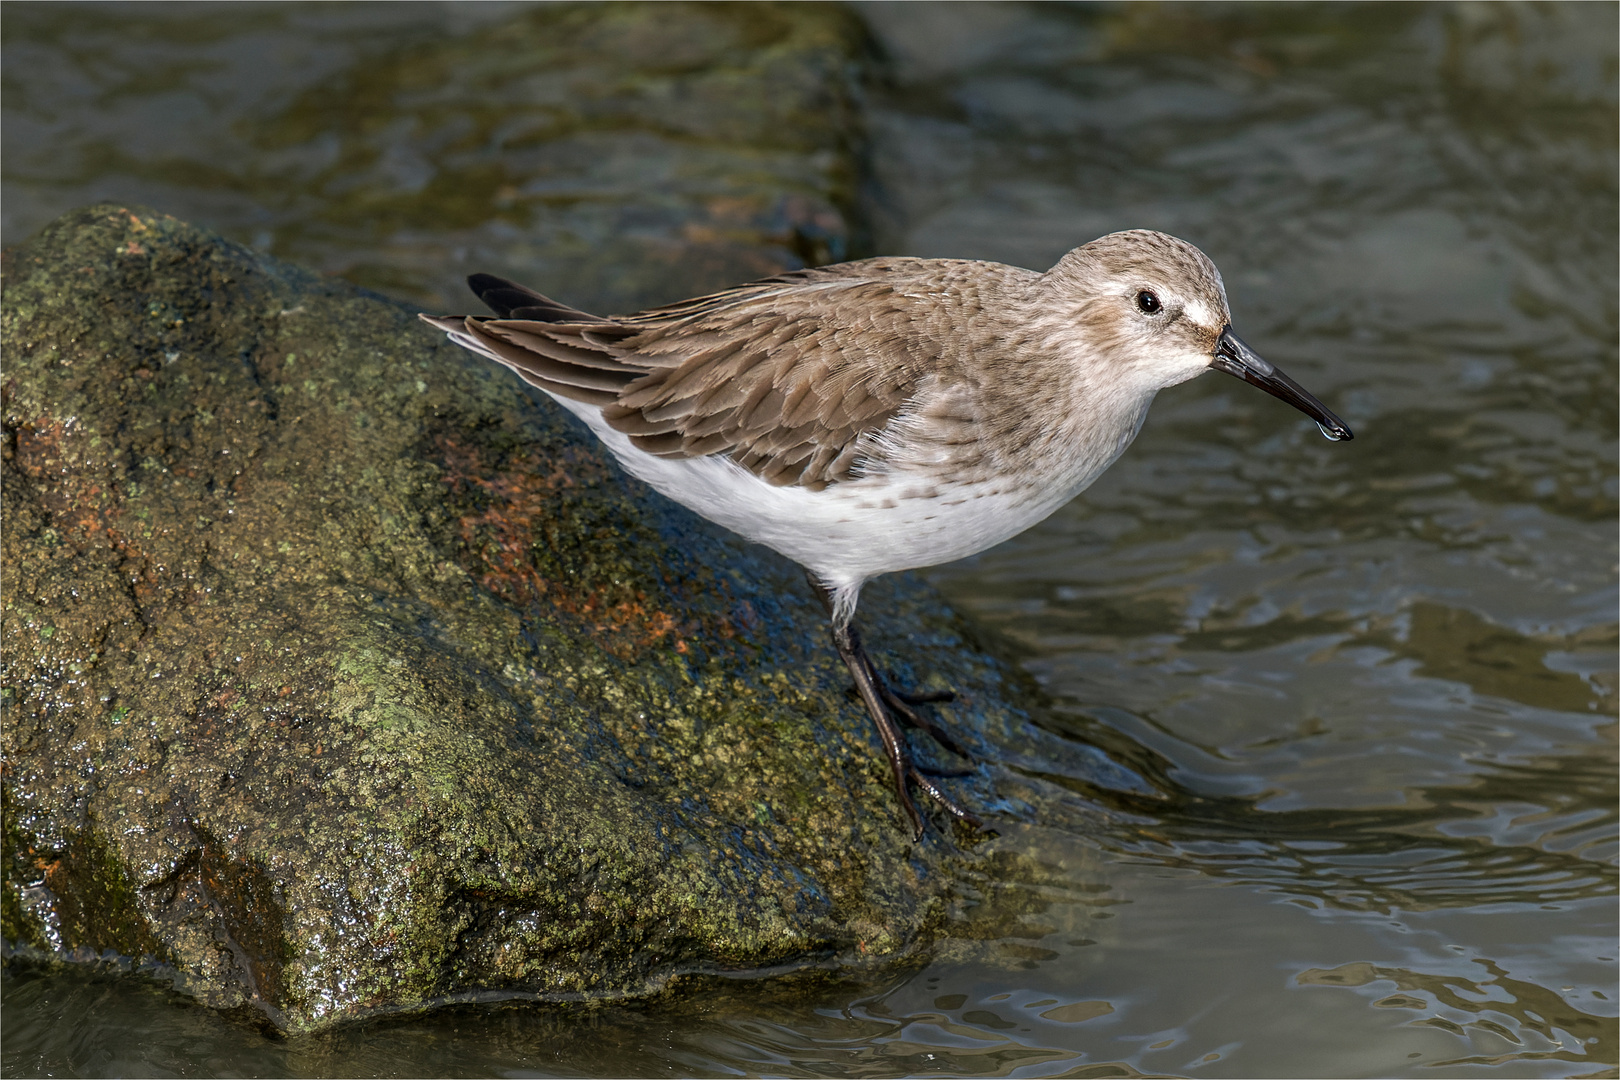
[0,205,1044,1032]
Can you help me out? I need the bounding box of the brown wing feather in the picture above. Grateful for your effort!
[426,261,981,490]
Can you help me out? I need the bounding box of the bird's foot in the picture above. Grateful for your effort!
[806,572,986,840]
[880,711,984,840]
[829,635,983,839]
[905,767,984,832]
[877,679,975,762]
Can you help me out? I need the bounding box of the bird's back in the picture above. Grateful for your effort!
[427,257,1043,491]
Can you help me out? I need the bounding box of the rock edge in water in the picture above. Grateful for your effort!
[0,205,1031,1033]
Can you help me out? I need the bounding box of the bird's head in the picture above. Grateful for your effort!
[1044,229,1352,441]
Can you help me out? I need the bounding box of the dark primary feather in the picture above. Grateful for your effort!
[467,273,610,324]
[429,262,984,490]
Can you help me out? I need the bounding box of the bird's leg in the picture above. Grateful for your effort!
[808,575,983,839]
[805,576,968,750]
[829,618,926,838]
[807,576,975,759]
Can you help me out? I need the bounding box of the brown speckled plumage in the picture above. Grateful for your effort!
[428,257,1049,491]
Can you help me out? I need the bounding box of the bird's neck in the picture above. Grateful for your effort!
[975,303,1163,481]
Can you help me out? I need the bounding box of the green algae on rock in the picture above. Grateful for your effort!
[0,205,1037,1033]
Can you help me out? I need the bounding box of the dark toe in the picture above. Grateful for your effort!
[895,688,955,705]
[908,767,984,831]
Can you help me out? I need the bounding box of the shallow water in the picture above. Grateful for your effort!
[3,3,1616,1077]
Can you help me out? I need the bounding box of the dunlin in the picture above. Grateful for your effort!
[423,230,1352,839]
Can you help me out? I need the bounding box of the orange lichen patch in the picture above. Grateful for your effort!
[9,414,169,611]
[11,414,74,477]
[437,435,708,658]
[12,415,130,548]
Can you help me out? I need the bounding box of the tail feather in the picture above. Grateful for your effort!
[420,277,649,408]
[459,321,629,406]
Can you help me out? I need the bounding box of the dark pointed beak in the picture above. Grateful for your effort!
[1211,326,1353,441]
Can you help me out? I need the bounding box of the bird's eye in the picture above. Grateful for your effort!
[1136,290,1162,314]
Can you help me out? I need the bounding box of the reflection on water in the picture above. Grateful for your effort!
[3,2,1616,1077]
[1298,959,1615,1072]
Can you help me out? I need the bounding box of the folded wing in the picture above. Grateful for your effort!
[422,264,938,490]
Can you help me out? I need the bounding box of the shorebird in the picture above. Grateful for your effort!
[422,230,1352,839]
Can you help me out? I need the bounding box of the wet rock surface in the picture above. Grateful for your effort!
[0,205,1035,1033]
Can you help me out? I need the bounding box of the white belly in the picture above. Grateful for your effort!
[549,395,1111,593]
